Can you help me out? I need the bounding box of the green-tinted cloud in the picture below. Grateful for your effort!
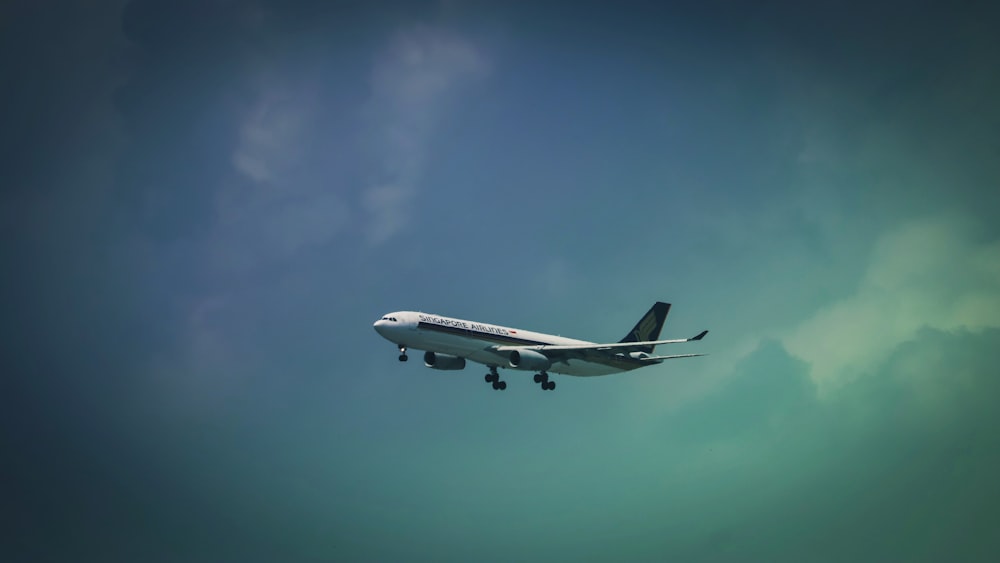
[630,328,1000,562]
[784,215,1000,389]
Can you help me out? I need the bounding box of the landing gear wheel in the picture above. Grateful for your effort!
[398,354,408,362]
[542,381,556,391]
[398,346,408,362]
[485,367,501,387]
[499,381,507,390]
[533,373,542,383]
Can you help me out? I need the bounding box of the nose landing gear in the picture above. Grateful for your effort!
[398,345,408,362]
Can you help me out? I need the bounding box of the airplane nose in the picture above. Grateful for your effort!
[373,318,387,335]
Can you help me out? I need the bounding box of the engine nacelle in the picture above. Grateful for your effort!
[508,349,551,371]
[628,351,650,360]
[423,351,466,370]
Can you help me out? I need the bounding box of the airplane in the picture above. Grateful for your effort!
[373,302,707,391]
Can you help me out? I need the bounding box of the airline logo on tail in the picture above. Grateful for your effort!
[632,310,659,342]
[619,302,670,353]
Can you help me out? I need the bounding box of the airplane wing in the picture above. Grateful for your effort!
[494,330,708,355]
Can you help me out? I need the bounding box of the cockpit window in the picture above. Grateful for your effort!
[381,316,399,322]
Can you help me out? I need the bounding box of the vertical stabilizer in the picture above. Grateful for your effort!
[618,302,671,353]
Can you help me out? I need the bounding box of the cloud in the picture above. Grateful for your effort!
[231,80,311,185]
[115,20,490,385]
[222,24,489,253]
[361,24,488,244]
[782,214,1000,390]
[217,71,352,273]
[646,327,1000,561]
[153,70,352,379]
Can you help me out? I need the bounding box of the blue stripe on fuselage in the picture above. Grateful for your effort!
[417,321,546,346]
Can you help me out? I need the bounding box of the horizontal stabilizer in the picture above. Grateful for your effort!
[640,353,706,361]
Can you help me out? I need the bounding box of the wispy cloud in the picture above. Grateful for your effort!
[164,68,351,385]
[153,23,489,395]
[361,25,488,244]
[231,82,309,185]
[222,75,350,270]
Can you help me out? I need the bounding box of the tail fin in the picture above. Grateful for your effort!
[618,302,671,353]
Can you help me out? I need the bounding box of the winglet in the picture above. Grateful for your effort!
[689,330,709,341]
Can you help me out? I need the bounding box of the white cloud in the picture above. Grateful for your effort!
[361,24,488,245]
[782,214,1000,391]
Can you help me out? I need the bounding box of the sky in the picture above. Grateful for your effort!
[2,0,999,561]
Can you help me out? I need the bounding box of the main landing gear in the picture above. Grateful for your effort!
[485,366,507,390]
[398,345,408,362]
[533,371,556,391]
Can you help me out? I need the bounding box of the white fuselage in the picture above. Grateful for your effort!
[373,311,642,376]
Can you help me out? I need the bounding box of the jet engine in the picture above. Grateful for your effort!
[507,349,551,371]
[423,351,466,370]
